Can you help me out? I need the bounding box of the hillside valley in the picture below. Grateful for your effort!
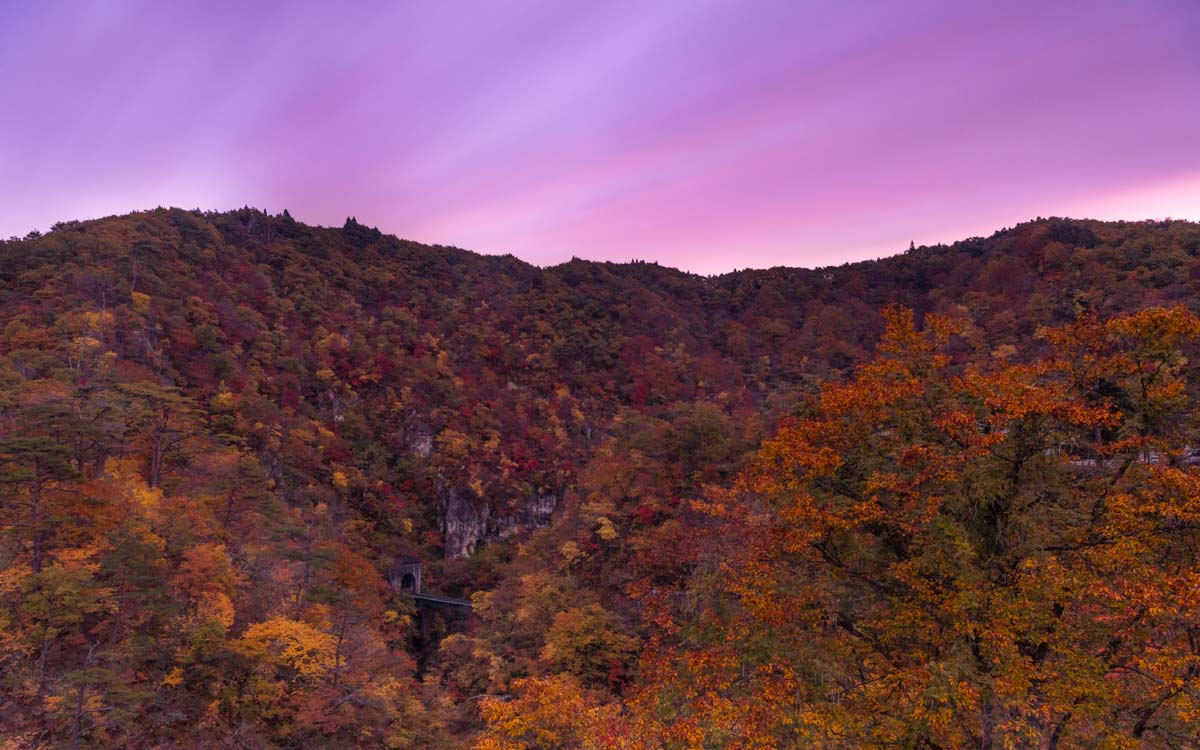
[3,209,1200,747]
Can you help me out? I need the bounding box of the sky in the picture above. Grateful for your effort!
[1,1,1198,274]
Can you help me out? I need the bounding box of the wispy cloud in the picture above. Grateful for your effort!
[1,0,1197,270]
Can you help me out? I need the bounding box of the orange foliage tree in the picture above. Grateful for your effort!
[625,306,1200,749]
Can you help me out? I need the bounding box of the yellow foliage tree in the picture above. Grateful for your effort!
[237,617,336,681]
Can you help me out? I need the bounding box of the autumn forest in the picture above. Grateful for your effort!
[3,209,1200,748]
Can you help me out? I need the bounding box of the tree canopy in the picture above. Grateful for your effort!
[2,209,1200,747]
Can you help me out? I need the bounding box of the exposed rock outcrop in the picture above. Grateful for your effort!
[436,484,562,559]
[524,492,558,529]
[406,421,434,460]
[437,485,491,559]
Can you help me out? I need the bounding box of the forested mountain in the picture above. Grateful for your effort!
[3,209,1200,748]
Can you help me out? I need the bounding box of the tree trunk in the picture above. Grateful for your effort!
[70,642,99,750]
[37,637,51,696]
[31,481,44,574]
[149,433,163,489]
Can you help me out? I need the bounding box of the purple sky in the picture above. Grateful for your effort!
[2,1,1198,273]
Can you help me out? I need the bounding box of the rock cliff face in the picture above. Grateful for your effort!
[406,422,434,460]
[524,493,558,528]
[417,418,564,558]
[436,484,561,559]
[437,486,491,559]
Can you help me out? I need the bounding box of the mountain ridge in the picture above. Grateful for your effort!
[17,206,1192,276]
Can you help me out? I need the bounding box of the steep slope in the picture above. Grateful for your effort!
[1,208,1199,746]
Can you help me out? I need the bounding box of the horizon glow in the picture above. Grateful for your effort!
[1,1,1198,274]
